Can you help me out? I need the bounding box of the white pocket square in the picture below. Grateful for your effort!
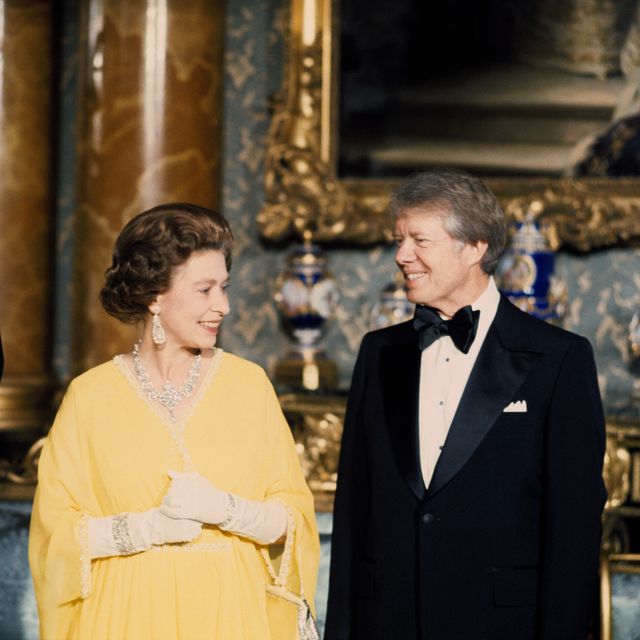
[504,400,527,413]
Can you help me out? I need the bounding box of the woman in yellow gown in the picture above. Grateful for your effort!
[29,203,319,639]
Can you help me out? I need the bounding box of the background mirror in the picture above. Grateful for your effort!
[339,0,639,179]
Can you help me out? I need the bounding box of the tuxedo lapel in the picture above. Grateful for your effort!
[380,330,426,501]
[427,299,542,498]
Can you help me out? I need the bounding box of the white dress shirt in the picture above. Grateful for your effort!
[418,277,500,488]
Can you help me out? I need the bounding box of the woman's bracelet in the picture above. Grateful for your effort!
[218,493,238,529]
[112,513,137,554]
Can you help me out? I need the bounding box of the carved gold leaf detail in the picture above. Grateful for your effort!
[260,0,640,250]
[498,180,640,251]
[603,435,631,509]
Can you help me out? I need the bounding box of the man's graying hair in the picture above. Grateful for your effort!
[389,169,507,274]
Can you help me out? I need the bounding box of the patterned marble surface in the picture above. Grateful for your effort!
[72,0,226,372]
[0,1,54,377]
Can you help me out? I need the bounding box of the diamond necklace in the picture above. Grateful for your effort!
[132,342,202,423]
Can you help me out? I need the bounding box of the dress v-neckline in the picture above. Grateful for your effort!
[113,348,223,470]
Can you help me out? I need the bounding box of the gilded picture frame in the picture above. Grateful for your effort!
[259,0,640,250]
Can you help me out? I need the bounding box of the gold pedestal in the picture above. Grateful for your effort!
[275,349,338,391]
[0,376,54,499]
[0,377,54,431]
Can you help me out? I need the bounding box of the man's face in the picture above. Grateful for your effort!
[394,207,484,316]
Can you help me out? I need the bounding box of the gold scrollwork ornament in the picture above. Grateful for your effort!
[603,436,631,509]
[261,0,640,250]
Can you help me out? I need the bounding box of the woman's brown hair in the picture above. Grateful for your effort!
[100,203,233,324]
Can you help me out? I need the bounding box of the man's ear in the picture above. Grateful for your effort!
[468,240,488,267]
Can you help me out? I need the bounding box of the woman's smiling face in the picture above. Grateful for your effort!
[152,249,230,350]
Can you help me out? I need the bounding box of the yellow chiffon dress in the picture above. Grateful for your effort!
[29,350,319,640]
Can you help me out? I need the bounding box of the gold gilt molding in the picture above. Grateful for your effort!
[0,379,52,500]
[278,391,345,512]
[258,0,392,243]
[495,178,640,251]
[601,417,640,553]
[259,0,640,250]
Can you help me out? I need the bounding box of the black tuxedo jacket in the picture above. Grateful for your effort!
[324,297,606,640]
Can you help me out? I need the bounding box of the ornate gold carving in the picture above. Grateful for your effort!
[496,178,640,251]
[258,0,392,244]
[278,392,345,511]
[604,434,631,509]
[600,419,640,554]
[603,417,640,547]
[632,451,640,503]
[260,0,640,249]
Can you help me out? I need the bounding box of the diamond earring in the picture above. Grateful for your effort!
[151,312,166,346]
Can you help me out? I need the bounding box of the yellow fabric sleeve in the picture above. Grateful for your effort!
[28,381,98,634]
[261,375,320,611]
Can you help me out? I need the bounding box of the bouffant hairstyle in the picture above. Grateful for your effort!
[100,203,233,324]
[388,168,507,275]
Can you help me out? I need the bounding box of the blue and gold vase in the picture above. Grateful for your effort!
[496,208,565,323]
[369,271,414,330]
[274,234,339,389]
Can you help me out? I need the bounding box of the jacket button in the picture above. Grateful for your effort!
[422,513,435,524]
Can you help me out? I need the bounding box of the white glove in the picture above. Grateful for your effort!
[160,470,287,545]
[160,470,229,525]
[87,508,202,559]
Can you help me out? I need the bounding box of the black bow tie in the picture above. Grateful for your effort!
[413,305,480,354]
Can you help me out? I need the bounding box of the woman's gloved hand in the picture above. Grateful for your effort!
[87,508,202,559]
[160,470,287,545]
[160,470,229,525]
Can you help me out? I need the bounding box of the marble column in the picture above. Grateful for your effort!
[74,0,225,372]
[0,0,55,466]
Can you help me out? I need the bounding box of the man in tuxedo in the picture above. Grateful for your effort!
[324,169,606,640]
